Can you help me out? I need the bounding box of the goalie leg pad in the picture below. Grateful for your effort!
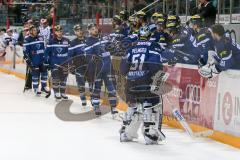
[143,103,165,144]
[120,104,141,141]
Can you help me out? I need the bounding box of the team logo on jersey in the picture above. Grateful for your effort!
[173,39,180,43]
[197,34,205,40]
[36,44,41,50]
[219,50,228,58]
[63,41,68,45]
[160,37,165,41]
[56,47,63,53]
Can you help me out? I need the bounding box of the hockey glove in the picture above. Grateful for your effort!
[23,55,32,67]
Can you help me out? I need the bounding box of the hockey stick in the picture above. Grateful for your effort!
[23,65,32,92]
[151,70,213,138]
[131,0,160,17]
[165,96,213,138]
[45,70,52,98]
[23,66,29,93]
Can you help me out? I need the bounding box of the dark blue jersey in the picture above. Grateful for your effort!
[150,31,168,49]
[84,36,112,75]
[120,40,175,81]
[231,41,240,69]
[121,22,130,37]
[124,33,139,44]
[195,28,215,64]
[69,38,86,58]
[44,37,70,68]
[23,36,45,66]
[168,32,201,64]
[213,37,240,71]
[181,26,195,43]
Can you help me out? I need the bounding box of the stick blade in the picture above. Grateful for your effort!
[193,130,214,138]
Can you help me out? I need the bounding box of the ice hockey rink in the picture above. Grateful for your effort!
[0,72,239,160]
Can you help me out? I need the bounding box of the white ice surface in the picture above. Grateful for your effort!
[0,72,239,160]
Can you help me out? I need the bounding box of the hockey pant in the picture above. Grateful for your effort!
[91,71,117,109]
[31,64,48,90]
[51,67,68,95]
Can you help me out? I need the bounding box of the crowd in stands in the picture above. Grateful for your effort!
[0,0,155,26]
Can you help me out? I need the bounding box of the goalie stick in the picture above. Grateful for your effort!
[165,96,213,138]
[151,70,214,138]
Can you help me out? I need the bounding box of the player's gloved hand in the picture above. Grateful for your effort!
[23,55,32,67]
[168,57,177,66]
[198,64,213,78]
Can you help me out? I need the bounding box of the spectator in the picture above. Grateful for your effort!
[70,0,78,18]
[190,0,217,27]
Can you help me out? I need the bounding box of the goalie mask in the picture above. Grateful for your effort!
[139,26,151,40]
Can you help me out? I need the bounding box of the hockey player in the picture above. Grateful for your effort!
[44,25,70,100]
[151,12,163,24]
[23,25,49,95]
[3,29,13,45]
[199,24,240,78]
[69,24,88,106]
[119,26,175,145]
[1,29,15,53]
[120,10,129,24]
[119,10,130,37]
[0,28,6,57]
[135,11,148,30]
[120,12,148,44]
[111,15,126,39]
[150,18,168,49]
[128,16,138,34]
[166,15,181,28]
[21,25,33,92]
[166,22,201,64]
[190,15,214,66]
[85,23,118,116]
[167,15,195,44]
